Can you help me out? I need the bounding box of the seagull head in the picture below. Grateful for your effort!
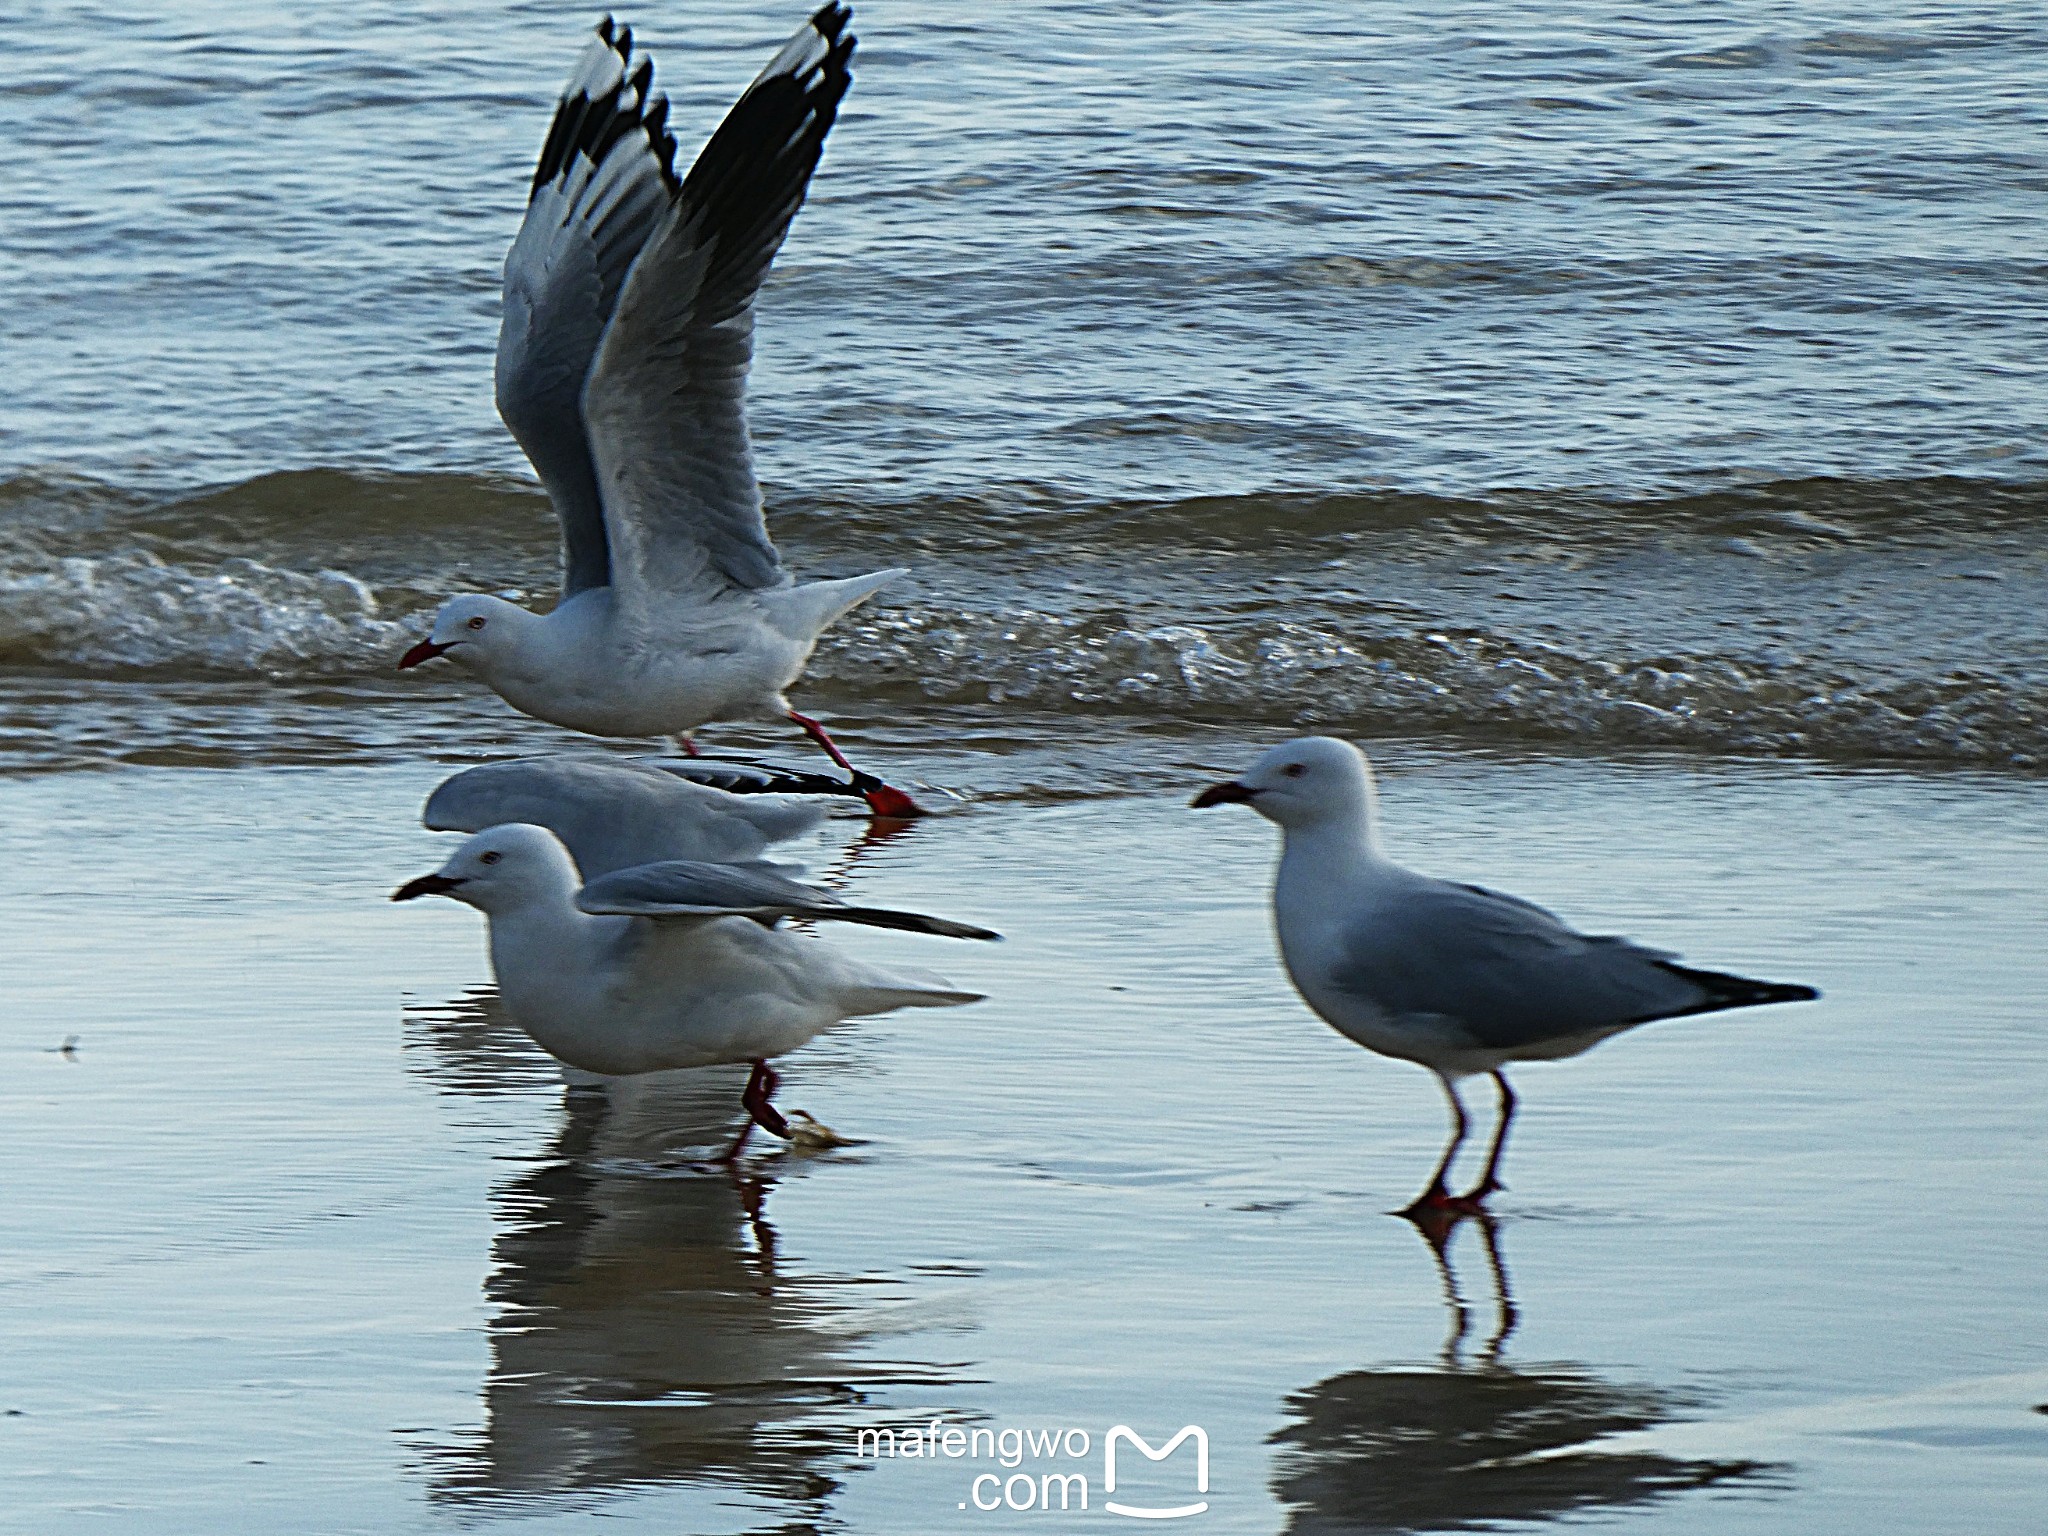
[398,593,531,672]
[1192,736,1380,837]
[392,823,580,914]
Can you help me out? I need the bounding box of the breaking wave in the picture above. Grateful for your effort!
[821,610,2036,767]
[3,467,2043,769]
[0,549,405,675]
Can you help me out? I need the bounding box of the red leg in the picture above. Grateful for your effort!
[721,1060,778,1161]
[1461,1071,1516,1204]
[723,1058,793,1165]
[786,709,856,774]
[746,1059,790,1139]
[673,733,703,758]
[785,710,926,819]
[1402,1074,1484,1217]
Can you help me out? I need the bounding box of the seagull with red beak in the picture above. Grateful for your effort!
[393,823,996,1158]
[397,6,922,819]
[1195,737,1819,1215]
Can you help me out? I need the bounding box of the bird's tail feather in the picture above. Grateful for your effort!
[771,568,905,643]
[844,963,985,1012]
[873,985,985,1008]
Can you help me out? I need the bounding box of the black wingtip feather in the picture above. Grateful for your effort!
[529,17,686,200]
[839,906,1003,942]
[651,757,874,799]
[1654,962,1820,1018]
[812,3,852,45]
[668,6,857,309]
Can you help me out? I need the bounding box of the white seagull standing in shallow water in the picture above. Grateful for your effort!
[394,824,996,1157]
[397,5,924,818]
[1193,737,1818,1215]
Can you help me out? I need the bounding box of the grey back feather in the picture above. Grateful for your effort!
[423,757,823,878]
[1331,878,1704,1051]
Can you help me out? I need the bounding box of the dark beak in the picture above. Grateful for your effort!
[1191,780,1257,809]
[397,638,452,671]
[392,872,464,902]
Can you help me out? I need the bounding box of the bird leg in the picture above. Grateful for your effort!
[673,733,703,758]
[1401,1075,1476,1216]
[1461,1071,1516,1204]
[785,710,927,819]
[722,1059,793,1162]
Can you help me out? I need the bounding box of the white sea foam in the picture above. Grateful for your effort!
[0,469,2041,770]
[0,549,407,675]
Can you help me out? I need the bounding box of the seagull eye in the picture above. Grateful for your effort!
[466,616,487,631]
[1282,763,1306,779]
[479,851,501,866]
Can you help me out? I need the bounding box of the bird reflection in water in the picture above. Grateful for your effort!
[402,988,951,1522]
[1406,1205,1519,1367]
[1269,1210,1777,1533]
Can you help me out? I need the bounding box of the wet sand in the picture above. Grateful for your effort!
[3,727,2044,1532]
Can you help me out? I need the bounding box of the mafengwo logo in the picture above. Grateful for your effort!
[853,1419,1211,1517]
[1104,1426,1210,1518]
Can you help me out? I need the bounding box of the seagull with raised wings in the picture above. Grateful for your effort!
[398,5,924,818]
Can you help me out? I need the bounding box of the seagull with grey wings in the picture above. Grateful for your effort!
[1194,737,1818,1215]
[394,821,997,1159]
[421,755,829,877]
[397,5,925,818]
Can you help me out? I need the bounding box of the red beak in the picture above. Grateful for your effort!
[397,638,452,671]
[1191,780,1257,809]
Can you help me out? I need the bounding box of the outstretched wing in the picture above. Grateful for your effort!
[496,18,680,598]
[583,4,855,610]
[578,858,999,939]
[1331,878,1708,1052]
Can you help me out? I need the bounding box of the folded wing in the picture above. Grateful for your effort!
[578,858,999,939]
[496,19,682,598]
[1332,879,1714,1051]
[583,3,855,612]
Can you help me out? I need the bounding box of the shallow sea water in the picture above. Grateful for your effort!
[3,734,2043,1532]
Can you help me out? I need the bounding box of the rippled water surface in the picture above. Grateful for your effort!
[2,2,2046,1532]
[8,0,2047,495]
[2,0,2047,769]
